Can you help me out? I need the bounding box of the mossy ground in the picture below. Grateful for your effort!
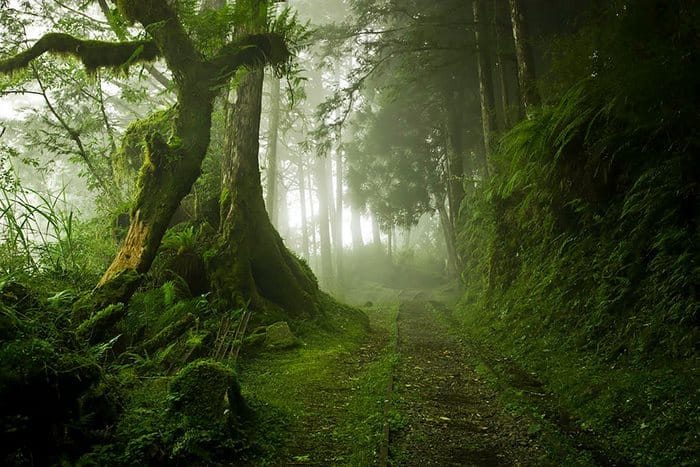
[454,300,699,466]
[239,302,398,465]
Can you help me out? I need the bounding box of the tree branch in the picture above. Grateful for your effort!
[0,33,159,74]
[208,33,290,86]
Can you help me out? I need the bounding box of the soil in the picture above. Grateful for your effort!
[391,300,549,466]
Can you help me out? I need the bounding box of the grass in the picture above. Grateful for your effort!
[454,301,700,466]
[239,303,399,465]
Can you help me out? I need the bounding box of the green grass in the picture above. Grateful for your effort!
[455,302,700,466]
[239,303,399,465]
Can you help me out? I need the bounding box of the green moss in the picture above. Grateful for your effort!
[169,359,248,428]
[76,303,126,345]
[73,269,141,322]
[113,108,175,193]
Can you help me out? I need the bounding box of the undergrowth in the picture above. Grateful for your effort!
[456,1,699,464]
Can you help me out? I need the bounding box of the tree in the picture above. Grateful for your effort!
[211,0,320,315]
[0,0,308,317]
[508,0,540,115]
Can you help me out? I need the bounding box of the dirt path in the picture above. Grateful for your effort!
[390,300,548,466]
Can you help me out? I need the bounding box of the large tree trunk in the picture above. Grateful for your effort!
[473,0,496,175]
[265,74,281,226]
[508,0,540,116]
[92,77,215,309]
[211,67,319,316]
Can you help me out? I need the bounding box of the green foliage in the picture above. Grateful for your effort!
[456,1,699,464]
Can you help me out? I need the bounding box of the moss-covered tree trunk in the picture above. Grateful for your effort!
[96,85,215,303]
[211,67,319,316]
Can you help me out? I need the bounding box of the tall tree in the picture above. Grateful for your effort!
[473,0,496,174]
[315,156,334,289]
[508,0,541,115]
[265,73,281,226]
[0,0,316,318]
[211,0,320,315]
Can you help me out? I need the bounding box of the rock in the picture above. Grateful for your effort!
[169,359,248,428]
[264,321,299,350]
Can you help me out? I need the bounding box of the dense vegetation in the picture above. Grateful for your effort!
[0,0,697,465]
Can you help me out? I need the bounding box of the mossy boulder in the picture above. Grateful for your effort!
[264,321,300,350]
[168,359,248,429]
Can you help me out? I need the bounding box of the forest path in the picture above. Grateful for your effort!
[390,300,547,466]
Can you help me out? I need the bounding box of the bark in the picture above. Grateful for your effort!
[387,225,393,260]
[438,201,459,278]
[265,74,281,226]
[316,156,334,290]
[212,67,318,316]
[494,0,513,129]
[444,99,467,224]
[334,148,344,292]
[371,212,382,247]
[508,0,541,116]
[351,207,363,250]
[297,158,310,260]
[473,0,496,176]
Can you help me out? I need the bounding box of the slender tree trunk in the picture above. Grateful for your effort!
[494,0,512,129]
[307,169,318,271]
[334,148,344,292]
[351,207,363,250]
[297,157,310,260]
[508,0,540,116]
[473,0,496,174]
[438,200,459,278]
[265,74,280,226]
[316,156,333,289]
[387,225,393,260]
[444,100,469,221]
[371,212,382,248]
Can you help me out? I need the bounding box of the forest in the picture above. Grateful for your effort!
[0,0,697,465]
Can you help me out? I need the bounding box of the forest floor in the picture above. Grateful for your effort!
[240,291,625,466]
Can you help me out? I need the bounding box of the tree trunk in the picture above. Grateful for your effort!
[93,77,215,308]
[508,0,540,116]
[473,0,496,174]
[351,207,363,250]
[444,99,468,221]
[316,156,334,289]
[265,74,280,226]
[297,157,310,260]
[387,225,393,260]
[212,66,318,316]
[438,200,459,278]
[334,148,344,293]
[494,0,513,129]
[371,212,382,247]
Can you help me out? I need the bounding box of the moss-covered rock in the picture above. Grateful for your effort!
[169,359,248,428]
[264,321,300,350]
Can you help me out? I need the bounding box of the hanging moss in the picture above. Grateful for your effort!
[113,108,175,194]
[0,33,159,75]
